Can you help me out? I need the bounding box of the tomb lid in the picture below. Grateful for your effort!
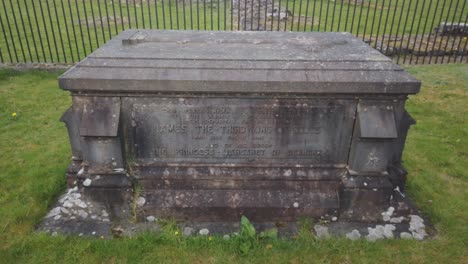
[59,30,420,94]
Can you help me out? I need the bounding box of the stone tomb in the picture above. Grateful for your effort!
[58,30,420,224]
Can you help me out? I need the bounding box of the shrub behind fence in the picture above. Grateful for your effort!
[0,0,467,65]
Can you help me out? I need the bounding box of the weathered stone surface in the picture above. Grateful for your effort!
[58,30,420,223]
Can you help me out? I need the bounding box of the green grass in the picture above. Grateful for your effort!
[0,64,467,263]
[0,0,466,63]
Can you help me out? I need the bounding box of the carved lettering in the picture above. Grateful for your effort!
[131,98,354,164]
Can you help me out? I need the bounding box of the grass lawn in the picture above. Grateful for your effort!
[1,0,466,63]
[0,63,467,263]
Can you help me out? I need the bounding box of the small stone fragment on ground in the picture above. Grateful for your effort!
[314,224,330,239]
[46,207,62,218]
[199,228,209,235]
[83,178,92,186]
[367,224,395,241]
[382,206,395,222]
[183,227,194,236]
[136,197,146,207]
[146,215,156,222]
[409,214,427,240]
[346,229,361,240]
[400,232,413,239]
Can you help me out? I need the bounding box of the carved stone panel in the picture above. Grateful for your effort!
[122,97,356,165]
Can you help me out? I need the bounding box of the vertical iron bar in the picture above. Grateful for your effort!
[104,0,113,38]
[270,0,275,30]
[362,0,371,41]
[343,0,351,32]
[67,0,80,60]
[231,0,233,30]
[434,0,455,64]
[423,0,441,64]
[183,0,187,30]
[251,0,254,30]
[212,0,214,30]
[190,0,194,30]
[119,0,125,30]
[169,0,174,29]
[311,0,317,31]
[197,0,200,30]
[408,0,427,64]
[402,0,421,64]
[283,0,289,31]
[7,0,26,62]
[244,0,248,30]
[457,15,468,62]
[97,0,107,42]
[410,0,430,64]
[126,0,132,28]
[350,0,358,34]
[175,0,180,30]
[264,0,267,31]
[225,0,228,30]
[0,7,13,62]
[330,0,340,31]
[52,0,67,62]
[161,0,167,29]
[396,0,413,64]
[74,0,86,56]
[0,46,3,63]
[218,0,221,30]
[133,0,139,28]
[373,0,386,50]
[111,0,118,34]
[277,0,282,31]
[237,0,240,30]
[355,0,364,37]
[204,0,207,30]
[317,0,323,31]
[25,0,40,62]
[38,0,53,62]
[89,0,100,48]
[141,0,146,28]
[291,0,307,31]
[34,0,48,61]
[82,0,94,53]
[337,0,344,32]
[368,0,378,47]
[384,0,399,56]
[441,0,461,63]
[303,0,310,32]
[324,0,331,31]
[257,0,261,30]
[46,0,60,61]
[451,2,467,63]
[380,0,392,55]
[147,0,153,29]
[61,0,75,62]
[16,0,33,62]
[414,0,435,64]
[155,0,160,29]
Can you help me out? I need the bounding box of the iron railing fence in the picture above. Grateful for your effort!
[0,0,467,65]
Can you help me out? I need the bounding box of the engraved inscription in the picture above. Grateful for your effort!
[127,98,356,164]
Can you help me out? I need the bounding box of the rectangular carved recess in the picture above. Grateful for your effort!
[122,97,357,166]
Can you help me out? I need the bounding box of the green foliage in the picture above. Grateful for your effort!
[236,216,278,255]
